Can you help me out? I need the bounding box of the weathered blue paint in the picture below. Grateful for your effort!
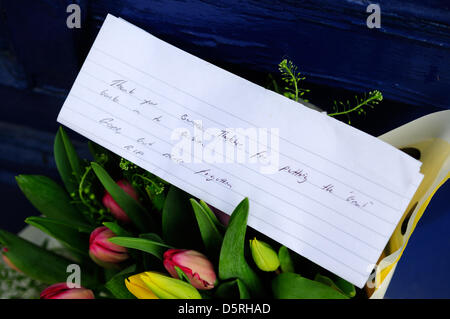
[0,0,449,108]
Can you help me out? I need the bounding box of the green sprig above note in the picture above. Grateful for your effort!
[0,126,362,299]
[272,59,383,124]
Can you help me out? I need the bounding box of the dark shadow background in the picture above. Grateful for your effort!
[0,0,448,298]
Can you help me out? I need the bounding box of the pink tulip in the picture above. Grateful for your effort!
[163,249,216,290]
[40,283,95,299]
[102,180,138,223]
[1,248,21,272]
[89,226,129,268]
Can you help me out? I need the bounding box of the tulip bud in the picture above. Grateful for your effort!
[102,180,138,223]
[125,274,159,299]
[1,248,21,272]
[139,271,201,299]
[89,226,128,268]
[40,283,95,299]
[163,249,216,290]
[249,238,280,272]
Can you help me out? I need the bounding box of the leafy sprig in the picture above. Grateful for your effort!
[275,59,383,123]
[278,59,310,103]
[328,90,383,124]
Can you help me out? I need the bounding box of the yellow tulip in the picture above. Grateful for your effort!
[139,271,201,299]
[125,273,158,299]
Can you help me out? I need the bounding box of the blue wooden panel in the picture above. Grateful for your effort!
[0,0,449,109]
[0,0,84,92]
[85,0,450,109]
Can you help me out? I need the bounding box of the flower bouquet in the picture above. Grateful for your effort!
[0,124,363,299]
[0,60,385,299]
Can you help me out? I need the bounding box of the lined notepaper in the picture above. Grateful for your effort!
[57,14,423,288]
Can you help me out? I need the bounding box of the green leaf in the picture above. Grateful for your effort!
[144,178,166,212]
[25,217,89,257]
[55,126,84,184]
[174,266,191,283]
[139,233,164,242]
[15,175,89,226]
[108,236,172,260]
[219,198,264,298]
[190,199,223,258]
[198,200,224,230]
[91,162,153,232]
[88,141,110,164]
[334,277,356,298]
[215,279,250,299]
[103,222,132,237]
[54,127,78,195]
[0,229,99,287]
[105,265,137,299]
[138,233,166,272]
[278,246,295,273]
[272,273,349,299]
[314,273,345,294]
[162,186,202,249]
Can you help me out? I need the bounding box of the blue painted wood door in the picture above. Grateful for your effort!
[1,0,449,108]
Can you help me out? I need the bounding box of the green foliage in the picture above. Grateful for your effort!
[278,246,295,273]
[162,186,202,249]
[5,118,363,299]
[0,230,99,287]
[276,59,383,124]
[15,175,90,228]
[120,158,167,212]
[278,59,310,102]
[108,237,172,260]
[103,222,132,237]
[91,162,154,233]
[54,126,84,185]
[25,217,90,258]
[219,198,264,298]
[328,90,383,124]
[215,279,250,299]
[105,265,137,299]
[190,199,223,259]
[272,272,348,299]
[334,277,356,298]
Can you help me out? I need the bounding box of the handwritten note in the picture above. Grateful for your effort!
[57,14,423,288]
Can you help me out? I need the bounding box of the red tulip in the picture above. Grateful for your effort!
[40,283,94,299]
[1,248,20,272]
[163,249,216,290]
[102,180,138,223]
[89,226,129,268]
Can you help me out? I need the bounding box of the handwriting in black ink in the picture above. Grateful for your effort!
[99,118,121,134]
[194,169,232,189]
[278,166,308,184]
[110,79,136,94]
[100,89,119,103]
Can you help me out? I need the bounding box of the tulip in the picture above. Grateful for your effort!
[89,226,128,268]
[139,271,201,299]
[40,283,94,299]
[163,249,216,290]
[102,180,138,223]
[249,238,280,272]
[125,274,159,299]
[1,248,21,272]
